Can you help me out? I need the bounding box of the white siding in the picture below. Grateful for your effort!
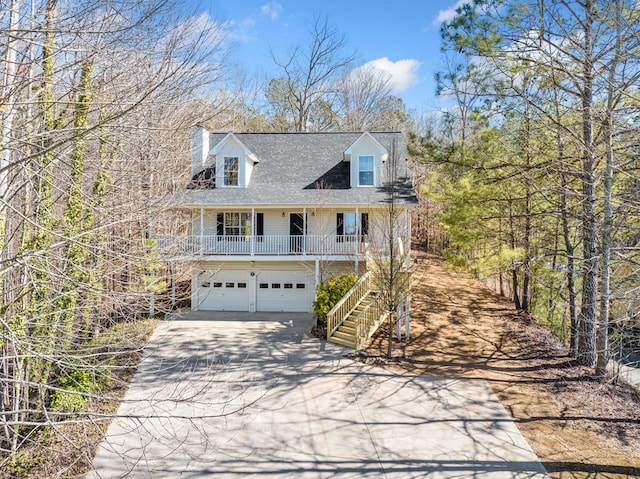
[307,210,338,236]
[263,211,288,235]
[192,211,218,235]
[244,158,253,187]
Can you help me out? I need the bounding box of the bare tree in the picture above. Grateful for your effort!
[338,64,392,131]
[0,0,229,471]
[267,15,354,132]
[368,139,413,358]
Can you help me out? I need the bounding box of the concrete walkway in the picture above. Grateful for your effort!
[612,355,640,389]
[89,313,549,478]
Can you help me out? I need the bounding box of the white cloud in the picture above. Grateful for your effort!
[261,2,283,21]
[364,57,421,93]
[433,0,473,25]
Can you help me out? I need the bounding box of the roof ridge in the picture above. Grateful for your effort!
[209,131,403,135]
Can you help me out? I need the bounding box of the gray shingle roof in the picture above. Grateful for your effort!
[172,131,417,208]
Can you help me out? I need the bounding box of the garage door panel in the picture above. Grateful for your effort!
[257,271,309,312]
[198,271,249,311]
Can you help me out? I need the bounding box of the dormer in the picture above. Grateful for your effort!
[210,133,259,188]
[343,132,388,188]
[190,128,259,188]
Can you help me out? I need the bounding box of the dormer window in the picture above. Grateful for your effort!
[344,132,388,188]
[223,157,239,186]
[358,156,374,186]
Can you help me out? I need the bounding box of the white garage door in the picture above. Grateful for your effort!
[257,271,309,312]
[198,270,250,311]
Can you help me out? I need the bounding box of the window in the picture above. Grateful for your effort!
[344,212,357,236]
[259,283,268,289]
[358,156,374,186]
[271,283,281,289]
[337,212,369,241]
[296,283,305,289]
[216,212,262,239]
[213,282,222,288]
[223,156,239,186]
[225,282,234,288]
[284,283,293,289]
[237,282,247,288]
[219,212,251,238]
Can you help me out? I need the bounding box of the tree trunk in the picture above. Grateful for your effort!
[0,0,20,197]
[596,2,621,378]
[577,0,598,367]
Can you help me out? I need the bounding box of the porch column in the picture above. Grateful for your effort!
[251,207,255,256]
[355,207,359,273]
[315,258,320,288]
[303,207,307,255]
[199,208,204,254]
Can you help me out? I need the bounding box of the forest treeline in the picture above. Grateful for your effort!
[411,0,640,378]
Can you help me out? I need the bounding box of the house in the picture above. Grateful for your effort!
[158,129,416,346]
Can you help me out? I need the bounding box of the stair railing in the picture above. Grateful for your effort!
[326,271,372,339]
[354,293,390,350]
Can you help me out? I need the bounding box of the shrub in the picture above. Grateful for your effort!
[313,273,358,327]
[50,363,112,413]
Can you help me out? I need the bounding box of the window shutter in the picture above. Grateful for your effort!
[256,213,264,236]
[361,213,369,238]
[337,213,344,242]
[216,213,224,236]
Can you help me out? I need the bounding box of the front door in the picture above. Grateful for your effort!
[289,213,305,253]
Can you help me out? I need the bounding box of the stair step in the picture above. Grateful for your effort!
[333,330,355,341]
[328,336,356,348]
[338,325,356,334]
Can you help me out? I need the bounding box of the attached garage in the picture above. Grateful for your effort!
[256,271,310,312]
[197,270,250,311]
[194,267,312,313]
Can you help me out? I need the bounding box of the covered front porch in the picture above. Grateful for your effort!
[156,206,375,257]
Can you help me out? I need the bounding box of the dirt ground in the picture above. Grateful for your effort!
[364,251,640,478]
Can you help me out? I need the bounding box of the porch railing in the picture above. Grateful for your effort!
[155,234,368,256]
[326,271,372,338]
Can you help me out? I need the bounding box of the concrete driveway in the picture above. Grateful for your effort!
[89,313,548,478]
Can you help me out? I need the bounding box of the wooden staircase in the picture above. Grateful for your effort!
[327,239,412,350]
[327,293,374,348]
[326,270,390,350]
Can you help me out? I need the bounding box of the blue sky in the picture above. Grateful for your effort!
[186,1,468,114]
